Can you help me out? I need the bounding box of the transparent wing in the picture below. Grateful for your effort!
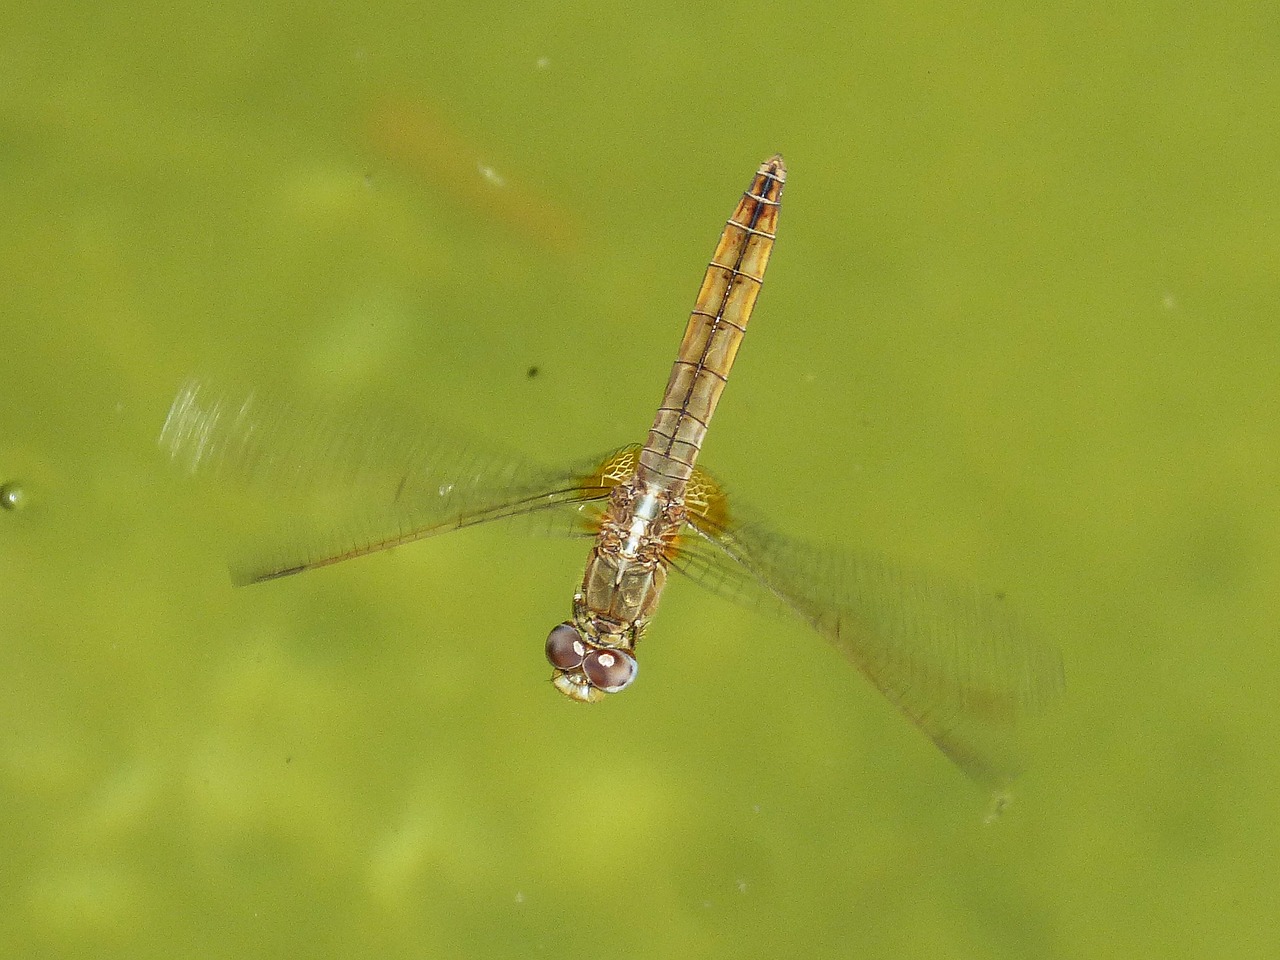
[159,379,626,584]
[676,469,1063,791]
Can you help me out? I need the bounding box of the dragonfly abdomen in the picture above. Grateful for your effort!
[638,155,785,489]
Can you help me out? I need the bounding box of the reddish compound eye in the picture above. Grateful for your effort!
[545,623,586,670]
[582,648,638,693]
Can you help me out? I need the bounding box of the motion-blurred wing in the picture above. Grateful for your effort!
[159,379,623,584]
[676,469,1063,791]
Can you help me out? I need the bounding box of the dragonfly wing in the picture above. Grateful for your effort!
[676,472,1063,790]
[160,379,615,584]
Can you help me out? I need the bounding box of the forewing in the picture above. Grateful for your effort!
[159,379,614,583]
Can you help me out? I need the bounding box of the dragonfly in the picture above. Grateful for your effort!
[161,155,1062,791]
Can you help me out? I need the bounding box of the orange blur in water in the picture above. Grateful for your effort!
[366,95,579,253]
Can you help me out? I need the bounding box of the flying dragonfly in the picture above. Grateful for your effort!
[161,156,1062,791]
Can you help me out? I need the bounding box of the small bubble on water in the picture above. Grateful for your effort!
[478,164,507,188]
[0,482,26,511]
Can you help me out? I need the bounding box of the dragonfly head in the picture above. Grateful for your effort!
[545,622,638,703]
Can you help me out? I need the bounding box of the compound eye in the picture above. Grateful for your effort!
[582,648,638,693]
[545,623,586,670]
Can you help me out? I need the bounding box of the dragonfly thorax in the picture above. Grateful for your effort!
[547,479,685,702]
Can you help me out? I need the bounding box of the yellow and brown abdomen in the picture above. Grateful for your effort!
[638,155,786,490]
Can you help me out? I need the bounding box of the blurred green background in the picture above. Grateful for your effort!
[3,2,1278,958]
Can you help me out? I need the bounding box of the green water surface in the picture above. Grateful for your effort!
[2,3,1278,958]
